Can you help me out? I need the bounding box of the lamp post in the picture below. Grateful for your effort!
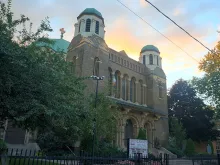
[90,75,104,157]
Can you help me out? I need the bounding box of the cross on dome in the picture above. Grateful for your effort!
[60,28,66,39]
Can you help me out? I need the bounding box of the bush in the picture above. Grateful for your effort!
[167,146,184,158]
[137,128,147,140]
[185,139,195,156]
[0,139,7,154]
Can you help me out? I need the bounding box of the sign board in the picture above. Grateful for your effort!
[128,139,148,158]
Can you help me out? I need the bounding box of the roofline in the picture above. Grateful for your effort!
[108,96,167,116]
[140,49,160,54]
[77,13,105,25]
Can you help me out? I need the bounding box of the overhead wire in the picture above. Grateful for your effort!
[144,0,214,54]
[116,0,203,63]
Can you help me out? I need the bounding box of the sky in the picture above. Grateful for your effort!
[8,0,220,88]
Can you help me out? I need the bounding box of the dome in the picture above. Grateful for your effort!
[141,45,160,53]
[77,8,103,19]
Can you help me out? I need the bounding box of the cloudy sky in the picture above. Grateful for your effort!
[8,0,220,88]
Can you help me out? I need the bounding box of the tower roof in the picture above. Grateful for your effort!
[141,45,160,53]
[77,8,103,20]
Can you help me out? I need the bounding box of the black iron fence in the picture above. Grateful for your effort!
[1,148,165,165]
[1,148,220,165]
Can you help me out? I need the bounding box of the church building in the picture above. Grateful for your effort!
[1,8,169,151]
[66,8,169,149]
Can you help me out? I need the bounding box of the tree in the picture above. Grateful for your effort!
[185,139,195,156]
[192,41,220,119]
[80,92,120,153]
[168,79,217,141]
[0,0,90,145]
[169,117,186,150]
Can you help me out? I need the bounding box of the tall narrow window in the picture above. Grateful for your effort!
[143,55,146,65]
[71,56,77,73]
[95,21,99,34]
[157,56,159,66]
[149,54,153,65]
[93,57,99,76]
[130,77,136,102]
[159,83,163,98]
[78,21,81,32]
[108,68,112,96]
[122,77,126,100]
[85,19,91,32]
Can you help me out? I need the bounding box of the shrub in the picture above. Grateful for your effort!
[0,139,7,154]
[185,139,195,156]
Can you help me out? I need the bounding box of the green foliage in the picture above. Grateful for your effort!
[169,117,186,149]
[184,139,196,156]
[0,0,91,149]
[208,140,214,154]
[137,128,147,140]
[168,79,218,141]
[80,92,120,153]
[0,139,7,154]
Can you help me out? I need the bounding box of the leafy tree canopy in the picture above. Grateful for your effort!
[192,41,220,119]
[0,0,89,143]
[168,79,218,141]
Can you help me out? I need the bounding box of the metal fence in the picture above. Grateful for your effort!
[1,149,220,165]
[1,148,165,165]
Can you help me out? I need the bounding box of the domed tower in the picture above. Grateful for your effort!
[74,8,105,39]
[139,45,162,70]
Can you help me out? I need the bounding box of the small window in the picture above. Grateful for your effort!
[127,61,129,67]
[109,53,110,59]
[133,64,135,70]
[149,54,153,65]
[159,84,163,98]
[111,54,113,60]
[78,21,81,32]
[143,55,146,65]
[135,65,137,71]
[85,19,91,32]
[124,60,126,66]
[118,57,120,63]
[130,63,132,69]
[138,66,140,72]
[95,21,99,34]
[121,58,123,65]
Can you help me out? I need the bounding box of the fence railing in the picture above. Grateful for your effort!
[2,148,220,165]
[1,148,165,165]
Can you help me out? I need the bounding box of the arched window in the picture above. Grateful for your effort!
[71,56,77,73]
[124,119,133,146]
[149,54,153,65]
[159,82,163,98]
[130,77,136,102]
[122,75,129,100]
[108,68,112,96]
[139,80,143,104]
[143,55,146,65]
[85,19,91,32]
[78,21,81,32]
[93,57,99,76]
[95,21,99,34]
[157,56,159,66]
[115,71,121,98]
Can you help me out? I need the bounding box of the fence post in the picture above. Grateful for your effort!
[218,154,220,165]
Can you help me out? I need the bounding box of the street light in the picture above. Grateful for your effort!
[90,75,104,157]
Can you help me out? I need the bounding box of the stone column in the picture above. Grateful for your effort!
[92,19,96,34]
[74,23,79,36]
[127,78,131,102]
[81,19,85,32]
[135,81,139,104]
